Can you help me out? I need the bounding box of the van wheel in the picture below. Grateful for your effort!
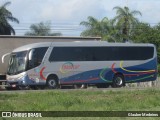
[74,84,87,89]
[112,74,124,88]
[47,77,59,89]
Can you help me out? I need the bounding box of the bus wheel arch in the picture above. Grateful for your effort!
[112,73,125,88]
[46,74,59,89]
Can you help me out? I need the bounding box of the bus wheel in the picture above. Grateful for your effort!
[47,77,59,89]
[112,74,124,88]
[74,84,87,89]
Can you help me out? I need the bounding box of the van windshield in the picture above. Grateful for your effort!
[7,51,28,75]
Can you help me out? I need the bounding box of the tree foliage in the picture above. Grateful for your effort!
[25,22,62,36]
[80,16,106,37]
[80,6,141,42]
[80,16,119,42]
[131,22,160,63]
[113,6,142,42]
[0,1,19,35]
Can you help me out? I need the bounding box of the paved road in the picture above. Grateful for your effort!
[0,87,159,94]
[1,77,159,94]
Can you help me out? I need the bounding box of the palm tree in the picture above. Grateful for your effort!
[80,16,112,40]
[25,22,62,36]
[0,1,19,35]
[101,18,121,42]
[80,16,102,37]
[113,6,142,42]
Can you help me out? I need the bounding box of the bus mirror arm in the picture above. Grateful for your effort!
[2,53,10,63]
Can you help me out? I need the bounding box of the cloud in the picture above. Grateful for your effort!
[135,0,160,25]
[39,0,106,22]
[1,0,160,24]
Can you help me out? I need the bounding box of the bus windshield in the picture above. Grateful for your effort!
[7,51,28,75]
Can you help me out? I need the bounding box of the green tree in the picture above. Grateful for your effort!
[131,22,152,43]
[80,16,103,37]
[113,6,142,42]
[80,16,115,41]
[0,1,19,35]
[25,22,62,36]
[102,18,121,42]
[131,22,160,63]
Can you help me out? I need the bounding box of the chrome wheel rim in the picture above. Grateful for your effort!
[115,77,123,86]
[48,79,56,87]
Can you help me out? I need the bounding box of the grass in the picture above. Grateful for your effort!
[158,64,160,76]
[0,89,160,120]
[0,89,160,111]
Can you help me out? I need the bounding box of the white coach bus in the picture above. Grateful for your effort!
[4,41,157,89]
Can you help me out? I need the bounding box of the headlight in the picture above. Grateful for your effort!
[22,80,25,84]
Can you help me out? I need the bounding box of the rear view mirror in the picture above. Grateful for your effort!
[2,53,10,63]
[28,49,34,61]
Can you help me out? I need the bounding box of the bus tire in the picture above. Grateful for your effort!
[112,74,124,88]
[47,76,59,89]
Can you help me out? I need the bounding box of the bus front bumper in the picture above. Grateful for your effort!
[6,75,36,88]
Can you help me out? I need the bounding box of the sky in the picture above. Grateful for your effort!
[1,0,160,36]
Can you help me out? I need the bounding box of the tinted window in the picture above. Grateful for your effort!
[27,47,48,69]
[49,47,154,61]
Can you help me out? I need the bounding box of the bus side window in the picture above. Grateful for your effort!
[28,47,48,70]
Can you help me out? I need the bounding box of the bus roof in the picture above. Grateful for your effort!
[12,41,155,52]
